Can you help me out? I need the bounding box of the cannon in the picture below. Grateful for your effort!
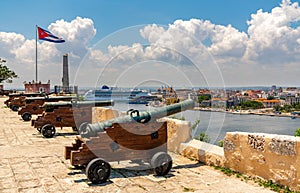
[5,93,46,111]
[32,100,114,138]
[18,95,75,121]
[65,99,195,184]
[80,99,195,138]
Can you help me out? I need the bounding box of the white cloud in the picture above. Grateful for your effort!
[2,0,300,88]
[245,0,300,64]
[0,32,25,58]
[65,0,300,88]
[49,16,96,60]
[0,17,96,88]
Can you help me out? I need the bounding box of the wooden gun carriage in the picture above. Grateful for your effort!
[18,96,75,121]
[32,100,114,138]
[5,93,45,111]
[64,99,194,184]
[65,121,172,184]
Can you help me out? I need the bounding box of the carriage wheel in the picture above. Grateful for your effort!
[22,112,32,121]
[151,152,172,176]
[11,105,19,112]
[86,158,111,184]
[41,124,56,138]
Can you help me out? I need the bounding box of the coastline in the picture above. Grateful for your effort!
[194,107,298,118]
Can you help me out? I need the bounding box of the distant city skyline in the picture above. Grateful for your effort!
[1,0,300,89]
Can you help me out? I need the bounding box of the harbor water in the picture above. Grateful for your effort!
[111,102,300,145]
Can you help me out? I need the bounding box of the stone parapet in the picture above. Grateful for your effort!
[224,132,300,191]
[179,139,225,167]
[159,117,192,153]
[92,107,119,123]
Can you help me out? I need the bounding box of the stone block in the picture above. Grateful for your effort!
[159,118,191,153]
[92,107,119,123]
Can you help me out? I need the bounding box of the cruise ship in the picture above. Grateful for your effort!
[83,85,152,102]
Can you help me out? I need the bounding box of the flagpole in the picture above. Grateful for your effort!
[35,25,38,82]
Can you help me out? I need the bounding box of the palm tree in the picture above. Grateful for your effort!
[0,58,18,83]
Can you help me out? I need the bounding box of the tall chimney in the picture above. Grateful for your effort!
[62,54,69,93]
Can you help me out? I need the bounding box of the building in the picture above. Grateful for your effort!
[255,98,280,108]
[175,88,193,100]
[24,81,50,93]
[247,90,264,99]
[286,95,300,105]
[211,98,228,109]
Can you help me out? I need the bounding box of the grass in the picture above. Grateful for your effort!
[138,184,147,191]
[214,166,241,177]
[257,179,296,193]
[218,140,224,147]
[295,128,300,137]
[183,186,195,192]
[194,131,210,143]
[214,166,299,193]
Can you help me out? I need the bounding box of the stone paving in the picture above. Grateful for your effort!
[0,97,275,193]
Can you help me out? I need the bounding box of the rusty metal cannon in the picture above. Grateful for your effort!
[65,99,195,184]
[80,99,195,138]
[32,100,114,138]
[5,93,46,111]
[18,95,75,121]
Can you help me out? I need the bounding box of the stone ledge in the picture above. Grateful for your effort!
[179,139,225,167]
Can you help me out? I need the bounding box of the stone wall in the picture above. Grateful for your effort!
[224,132,300,191]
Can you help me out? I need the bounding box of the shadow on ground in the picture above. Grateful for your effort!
[68,160,203,186]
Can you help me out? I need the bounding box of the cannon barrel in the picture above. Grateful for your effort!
[42,100,114,109]
[80,99,195,138]
[25,95,75,102]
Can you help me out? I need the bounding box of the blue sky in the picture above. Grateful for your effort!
[1,0,281,42]
[1,0,300,88]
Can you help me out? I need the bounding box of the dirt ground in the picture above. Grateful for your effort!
[0,96,275,193]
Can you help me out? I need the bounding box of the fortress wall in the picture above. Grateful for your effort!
[224,132,300,191]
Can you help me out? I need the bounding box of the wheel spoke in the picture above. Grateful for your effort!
[86,158,111,184]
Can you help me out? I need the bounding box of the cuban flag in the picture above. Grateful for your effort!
[37,26,65,43]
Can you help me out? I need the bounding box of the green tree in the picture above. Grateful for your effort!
[282,104,292,113]
[240,101,264,110]
[273,105,280,112]
[0,58,18,83]
[295,103,300,111]
[198,94,211,103]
